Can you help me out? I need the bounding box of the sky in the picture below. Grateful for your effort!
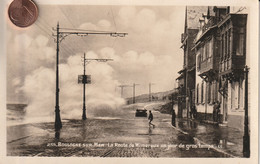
[6,5,185,118]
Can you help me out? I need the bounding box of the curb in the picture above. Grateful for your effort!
[169,122,237,158]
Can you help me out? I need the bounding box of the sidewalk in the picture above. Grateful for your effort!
[172,117,244,157]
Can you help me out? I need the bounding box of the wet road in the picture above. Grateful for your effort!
[7,102,233,157]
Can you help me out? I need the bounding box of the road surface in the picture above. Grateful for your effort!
[7,102,232,157]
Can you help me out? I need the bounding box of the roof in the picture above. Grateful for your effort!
[178,68,186,74]
[176,74,184,80]
[186,6,214,29]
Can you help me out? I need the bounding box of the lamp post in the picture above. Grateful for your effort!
[243,65,250,157]
[53,22,127,130]
[80,53,113,120]
[54,22,62,131]
[82,53,87,120]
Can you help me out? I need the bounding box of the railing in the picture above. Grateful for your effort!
[201,17,217,33]
[199,56,213,73]
[181,33,187,43]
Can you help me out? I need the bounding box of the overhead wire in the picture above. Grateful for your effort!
[34,19,75,57]
[109,6,118,49]
[110,6,117,32]
[35,15,76,55]
[58,7,91,54]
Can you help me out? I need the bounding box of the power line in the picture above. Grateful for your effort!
[58,7,91,53]
[35,18,76,55]
[110,6,117,32]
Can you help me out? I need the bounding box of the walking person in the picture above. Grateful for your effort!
[148,110,155,127]
[216,101,221,123]
[172,109,176,127]
[213,101,220,122]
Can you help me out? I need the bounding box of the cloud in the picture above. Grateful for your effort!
[98,19,111,29]
[118,6,137,26]
[79,19,112,31]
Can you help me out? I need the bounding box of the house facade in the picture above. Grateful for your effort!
[177,6,208,118]
[193,6,248,130]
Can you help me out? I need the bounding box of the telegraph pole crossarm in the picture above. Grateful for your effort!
[149,83,156,102]
[117,85,131,98]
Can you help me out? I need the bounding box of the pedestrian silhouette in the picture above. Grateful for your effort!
[148,110,155,128]
[213,101,220,122]
[216,101,221,123]
[172,109,176,127]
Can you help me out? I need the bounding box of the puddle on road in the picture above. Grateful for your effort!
[94,117,121,120]
[137,133,161,136]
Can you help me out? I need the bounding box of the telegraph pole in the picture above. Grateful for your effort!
[80,54,113,120]
[149,83,155,102]
[132,83,140,104]
[118,85,131,98]
[53,23,127,129]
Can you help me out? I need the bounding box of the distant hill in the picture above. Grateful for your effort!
[126,89,178,104]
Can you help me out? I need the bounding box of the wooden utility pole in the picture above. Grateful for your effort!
[149,83,155,102]
[118,85,131,98]
[132,83,140,104]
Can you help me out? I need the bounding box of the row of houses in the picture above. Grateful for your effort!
[176,6,248,130]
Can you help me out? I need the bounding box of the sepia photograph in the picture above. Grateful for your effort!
[1,0,259,163]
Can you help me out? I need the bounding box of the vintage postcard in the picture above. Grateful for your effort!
[0,0,259,163]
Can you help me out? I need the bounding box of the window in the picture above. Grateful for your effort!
[205,42,209,59]
[197,54,201,71]
[221,34,226,60]
[201,46,204,61]
[226,31,229,58]
[211,81,215,104]
[231,81,239,110]
[238,79,244,109]
[236,33,245,56]
[228,29,231,56]
[208,82,211,104]
[204,44,207,61]
[208,39,213,58]
[201,82,204,104]
[196,84,199,104]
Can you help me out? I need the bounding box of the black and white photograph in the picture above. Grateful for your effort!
[1,0,259,163]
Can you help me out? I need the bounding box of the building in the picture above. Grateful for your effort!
[218,9,247,129]
[193,6,248,130]
[177,6,208,118]
[193,6,221,121]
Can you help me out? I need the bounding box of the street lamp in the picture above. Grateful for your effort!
[80,53,113,120]
[243,65,250,157]
[53,22,127,131]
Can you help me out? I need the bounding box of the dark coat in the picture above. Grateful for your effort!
[148,113,153,121]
